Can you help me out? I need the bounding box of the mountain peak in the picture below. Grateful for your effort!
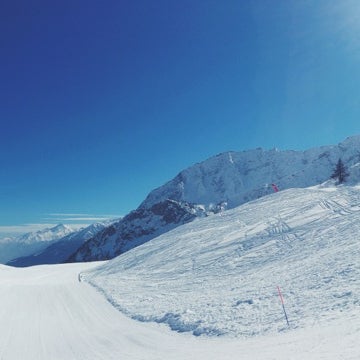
[51,224,73,232]
[140,136,360,211]
[70,135,360,263]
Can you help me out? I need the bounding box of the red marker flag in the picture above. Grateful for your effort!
[271,183,279,193]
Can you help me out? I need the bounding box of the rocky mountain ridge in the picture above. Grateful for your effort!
[68,135,360,262]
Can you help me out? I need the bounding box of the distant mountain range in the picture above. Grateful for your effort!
[5,135,360,266]
[7,222,112,267]
[0,224,74,264]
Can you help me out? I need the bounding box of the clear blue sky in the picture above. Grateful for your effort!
[1,0,360,234]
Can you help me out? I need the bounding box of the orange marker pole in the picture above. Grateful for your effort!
[277,286,290,327]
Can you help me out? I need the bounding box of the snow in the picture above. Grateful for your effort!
[0,260,359,359]
[0,185,360,358]
[141,135,360,211]
[84,186,360,338]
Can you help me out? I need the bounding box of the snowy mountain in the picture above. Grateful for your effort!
[68,200,205,262]
[7,222,111,267]
[83,185,360,337]
[69,135,360,262]
[140,135,360,209]
[0,224,74,264]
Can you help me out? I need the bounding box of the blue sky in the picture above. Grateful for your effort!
[1,0,360,235]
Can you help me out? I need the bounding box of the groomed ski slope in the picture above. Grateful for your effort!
[1,185,359,359]
[0,263,359,359]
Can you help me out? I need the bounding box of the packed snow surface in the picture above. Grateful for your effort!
[0,262,359,359]
[84,185,360,338]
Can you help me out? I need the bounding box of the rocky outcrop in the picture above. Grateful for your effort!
[67,200,202,262]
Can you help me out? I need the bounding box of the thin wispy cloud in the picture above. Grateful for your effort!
[55,217,117,221]
[43,217,118,222]
[48,213,95,217]
[44,213,122,223]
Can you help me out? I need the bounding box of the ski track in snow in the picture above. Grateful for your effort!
[84,186,360,339]
[0,262,359,359]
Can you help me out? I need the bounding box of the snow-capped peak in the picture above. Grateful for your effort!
[69,136,360,263]
[140,135,360,210]
[0,224,75,264]
[7,221,117,267]
[17,224,74,244]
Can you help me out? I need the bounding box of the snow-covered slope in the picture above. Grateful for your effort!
[0,224,74,264]
[83,185,360,337]
[7,222,111,267]
[70,135,360,262]
[1,261,358,359]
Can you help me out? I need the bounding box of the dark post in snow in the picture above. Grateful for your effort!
[277,286,290,327]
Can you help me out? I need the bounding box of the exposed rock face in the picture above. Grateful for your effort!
[68,200,201,262]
